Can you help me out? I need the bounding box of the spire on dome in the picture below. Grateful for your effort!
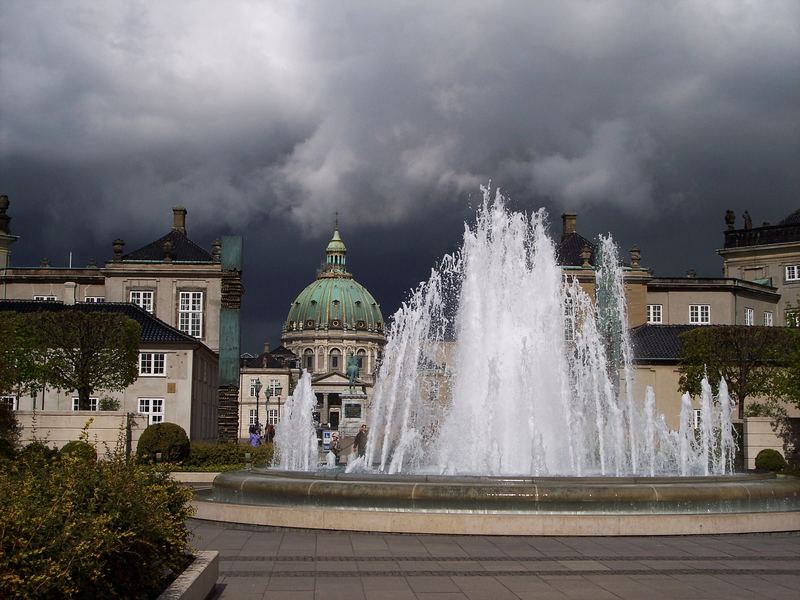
[322,223,348,277]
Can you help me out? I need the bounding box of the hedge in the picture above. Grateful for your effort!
[178,441,273,470]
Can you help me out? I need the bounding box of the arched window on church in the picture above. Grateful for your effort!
[304,348,314,372]
[357,349,366,370]
[330,348,341,372]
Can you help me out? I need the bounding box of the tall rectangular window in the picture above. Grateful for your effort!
[249,409,258,426]
[138,398,164,425]
[646,304,663,324]
[130,290,154,313]
[84,296,105,303]
[268,409,279,425]
[563,297,575,341]
[693,409,702,430]
[249,379,259,397]
[689,304,710,324]
[764,311,773,326]
[744,307,754,326]
[72,397,98,411]
[267,379,282,397]
[786,265,800,281]
[179,291,203,338]
[139,352,166,376]
[1,396,17,411]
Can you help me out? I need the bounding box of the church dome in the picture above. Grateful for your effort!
[283,229,384,334]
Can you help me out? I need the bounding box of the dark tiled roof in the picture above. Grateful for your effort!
[243,348,298,369]
[557,232,595,267]
[630,324,697,363]
[0,300,201,345]
[122,230,214,262]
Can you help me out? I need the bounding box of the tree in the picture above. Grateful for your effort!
[28,311,141,410]
[678,326,796,420]
[0,312,41,397]
[770,329,800,411]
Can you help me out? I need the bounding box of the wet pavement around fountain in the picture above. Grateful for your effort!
[189,519,800,600]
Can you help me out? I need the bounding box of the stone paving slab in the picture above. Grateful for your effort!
[190,520,800,600]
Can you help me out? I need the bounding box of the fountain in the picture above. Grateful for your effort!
[201,188,800,535]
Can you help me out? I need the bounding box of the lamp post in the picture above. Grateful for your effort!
[253,377,262,434]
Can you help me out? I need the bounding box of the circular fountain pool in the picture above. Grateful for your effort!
[192,469,800,536]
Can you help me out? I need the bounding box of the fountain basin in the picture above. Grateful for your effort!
[192,469,800,536]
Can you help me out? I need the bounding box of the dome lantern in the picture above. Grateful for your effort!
[324,228,347,275]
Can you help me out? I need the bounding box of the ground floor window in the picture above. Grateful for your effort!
[249,409,258,426]
[764,311,774,326]
[138,398,164,425]
[72,397,98,411]
[692,409,702,430]
[268,409,279,425]
[1,396,17,410]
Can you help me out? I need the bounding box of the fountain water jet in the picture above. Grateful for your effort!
[361,188,734,477]
[272,371,318,471]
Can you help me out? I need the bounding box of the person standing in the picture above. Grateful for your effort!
[353,424,368,458]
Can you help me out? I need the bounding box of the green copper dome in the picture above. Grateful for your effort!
[284,228,384,333]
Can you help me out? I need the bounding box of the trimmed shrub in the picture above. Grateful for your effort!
[60,440,97,462]
[755,448,786,472]
[137,422,190,463]
[18,441,58,463]
[181,441,273,470]
[0,446,194,598]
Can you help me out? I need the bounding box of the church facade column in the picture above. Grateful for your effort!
[322,393,329,424]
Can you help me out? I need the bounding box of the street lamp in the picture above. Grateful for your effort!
[253,377,262,433]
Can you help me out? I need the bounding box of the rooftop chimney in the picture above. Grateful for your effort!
[0,195,10,234]
[172,206,187,234]
[561,213,577,237]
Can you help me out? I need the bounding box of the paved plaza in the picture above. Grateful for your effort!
[189,519,800,600]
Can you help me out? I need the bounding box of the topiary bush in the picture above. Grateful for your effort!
[755,448,786,472]
[136,422,190,463]
[60,440,97,462]
[0,445,193,598]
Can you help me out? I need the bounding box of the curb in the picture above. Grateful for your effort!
[157,550,219,600]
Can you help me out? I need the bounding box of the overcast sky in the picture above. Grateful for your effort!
[2,1,799,352]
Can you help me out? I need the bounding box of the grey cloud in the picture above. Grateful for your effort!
[2,1,799,349]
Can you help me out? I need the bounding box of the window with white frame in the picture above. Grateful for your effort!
[249,409,258,426]
[787,310,800,328]
[563,296,575,341]
[249,379,260,397]
[268,409,279,425]
[764,311,773,326]
[72,397,99,411]
[744,307,754,326]
[130,290,154,313]
[693,409,702,429]
[178,291,203,338]
[84,296,105,303]
[646,304,663,324]
[267,379,282,397]
[138,398,164,425]
[33,295,57,301]
[689,304,710,324]
[139,352,166,376]
[1,396,17,410]
[786,265,800,282]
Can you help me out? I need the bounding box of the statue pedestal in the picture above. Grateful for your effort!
[339,392,368,437]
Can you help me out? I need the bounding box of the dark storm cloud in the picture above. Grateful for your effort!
[2,1,799,349]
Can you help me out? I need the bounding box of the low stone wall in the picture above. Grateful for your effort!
[16,410,146,454]
[744,417,785,469]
